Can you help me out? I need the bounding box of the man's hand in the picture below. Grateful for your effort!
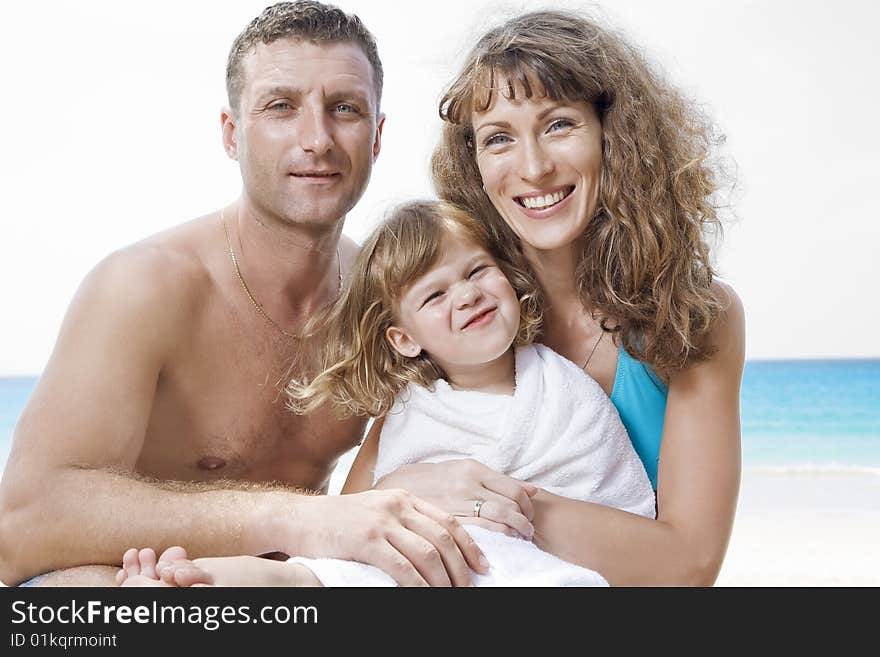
[291,489,488,586]
[374,460,539,540]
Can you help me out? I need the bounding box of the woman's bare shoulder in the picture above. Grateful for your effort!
[709,279,745,351]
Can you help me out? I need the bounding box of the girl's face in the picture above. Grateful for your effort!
[387,231,520,373]
[471,88,603,259]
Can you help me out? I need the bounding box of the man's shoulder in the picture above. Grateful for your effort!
[127,213,214,264]
[83,215,218,313]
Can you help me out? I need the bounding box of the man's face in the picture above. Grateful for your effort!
[225,39,384,229]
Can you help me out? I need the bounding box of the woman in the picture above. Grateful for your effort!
[370,9,745,586]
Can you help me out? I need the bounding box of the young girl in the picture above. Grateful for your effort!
[118,200,654,587]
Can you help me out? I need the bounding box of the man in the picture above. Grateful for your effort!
[0,1,489,587]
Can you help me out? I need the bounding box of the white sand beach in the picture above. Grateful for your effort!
[330,455,880,587]
[715,468,880,586]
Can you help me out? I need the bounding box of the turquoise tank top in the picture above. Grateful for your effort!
[609,346,667,489]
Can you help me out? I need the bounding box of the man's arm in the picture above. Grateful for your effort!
[0,248,272,583]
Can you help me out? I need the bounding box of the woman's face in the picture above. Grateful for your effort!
[472,90,602,258]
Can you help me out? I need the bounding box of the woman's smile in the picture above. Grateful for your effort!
[513,185,576,218]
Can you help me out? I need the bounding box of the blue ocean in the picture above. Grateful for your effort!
[1,359,879,475]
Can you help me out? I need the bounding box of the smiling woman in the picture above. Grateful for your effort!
[435,11,726,374]
[368,8,747,586]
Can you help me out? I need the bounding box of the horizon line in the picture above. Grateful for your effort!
[2,355,879,379]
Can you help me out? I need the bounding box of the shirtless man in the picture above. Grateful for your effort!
[0,1,489,587]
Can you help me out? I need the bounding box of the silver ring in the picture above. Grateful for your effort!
[473,499,485,518]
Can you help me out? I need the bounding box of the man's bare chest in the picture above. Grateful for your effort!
[136,336,364,488]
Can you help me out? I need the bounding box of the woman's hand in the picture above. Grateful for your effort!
[374,459,539,540]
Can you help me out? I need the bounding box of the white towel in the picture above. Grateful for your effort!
[290,526,609,586]
[375,343,655,516]
[290,344,655,586]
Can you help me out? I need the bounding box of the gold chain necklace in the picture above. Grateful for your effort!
[221,208,342,339]
[581,329,604,370]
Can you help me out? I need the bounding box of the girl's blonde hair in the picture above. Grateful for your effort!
[287,200,542,418]
[432,10,728,372]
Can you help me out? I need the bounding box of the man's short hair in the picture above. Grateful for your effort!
[226,1,384,115]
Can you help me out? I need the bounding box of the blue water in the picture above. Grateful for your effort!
[1,360,879,474]
[1,377,38,473]
[739,359,880,472]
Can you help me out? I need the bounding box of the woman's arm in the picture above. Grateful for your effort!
[342,418,383,494]
[531,282,745,585]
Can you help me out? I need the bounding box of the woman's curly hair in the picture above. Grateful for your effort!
[287,200,542,419]
[432,10,728,372]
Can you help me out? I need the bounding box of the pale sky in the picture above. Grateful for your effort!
[1,0,878,376]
